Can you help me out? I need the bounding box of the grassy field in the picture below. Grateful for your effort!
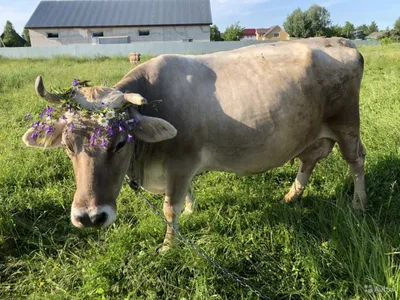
[1,45,400,299]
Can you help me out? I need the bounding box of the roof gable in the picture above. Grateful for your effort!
[26,0,212,29]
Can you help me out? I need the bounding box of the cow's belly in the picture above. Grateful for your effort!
[199,123,335,176]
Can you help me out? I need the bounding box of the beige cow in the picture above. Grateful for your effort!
[23,38,366,252]
[128,52,141,66]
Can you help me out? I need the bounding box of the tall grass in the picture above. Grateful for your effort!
[1,45,400,299]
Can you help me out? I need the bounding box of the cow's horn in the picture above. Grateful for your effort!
[35,76,61,104]
[124,93,147,105]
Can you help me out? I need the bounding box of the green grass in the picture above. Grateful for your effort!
[1,45,400,299]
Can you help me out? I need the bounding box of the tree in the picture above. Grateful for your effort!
[283,8,311,38]
[356,24,370,36]
[327,24,343,37]
[305,5,331,36]
[1,21,24,47]
[22,28,31,46]
[368,21,379,33]
[342,21,355,38]
[210,25,223,41]
[222,22,244,41]
[394,18,400,31]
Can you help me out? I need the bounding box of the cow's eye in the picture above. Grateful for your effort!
[115,140,127,152]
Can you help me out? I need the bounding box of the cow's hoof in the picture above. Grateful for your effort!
[158,244,171,254]
[283,190,301,203]
[182,208,194,216]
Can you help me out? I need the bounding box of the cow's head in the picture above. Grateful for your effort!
[22,76,177,228]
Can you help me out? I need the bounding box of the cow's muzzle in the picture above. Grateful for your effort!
[71,205,116,228]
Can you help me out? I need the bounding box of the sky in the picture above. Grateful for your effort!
[0,0,399,34]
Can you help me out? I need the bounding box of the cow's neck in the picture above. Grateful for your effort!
[127,139,164,193]
[114,67,146,94]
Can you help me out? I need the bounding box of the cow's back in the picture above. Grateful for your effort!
[117,38,363,173]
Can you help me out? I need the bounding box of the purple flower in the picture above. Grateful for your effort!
[107,125,114,136]
[72,78,79,87]
[45,126,54,135]
[47,106,54,114]
[31,121,40,129]
[119,125,125,132]
[100,139,107,148]
[68,122,75,133]
[40,108,47,119]
[61,115,67,120]
[31,132,39,140]
[25,113,31,119]
[127,134,134,143]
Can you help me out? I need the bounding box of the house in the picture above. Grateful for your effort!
[25,0,212,47]
[242,28,256,41]
[256,26,289,41]
[353,30,366,40]
[241,26,289,41]
[366,32,384,40]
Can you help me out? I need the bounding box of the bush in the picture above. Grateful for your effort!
[380,37,393,45]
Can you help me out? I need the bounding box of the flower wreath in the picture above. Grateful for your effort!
[26,78,139,148]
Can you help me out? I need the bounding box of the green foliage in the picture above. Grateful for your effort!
[306,5,331,36]
[342,21,356,38]
[369,21,379,33]
[379,28,400,43]
[380,37,393,45]
[356,24,370,36]
[210,25,223,41]
[283,8,311,38]
[22,29,31,47]
[1,46,400,298]
[1,21,24,47]
[394,17,400,31]
[222,22,244,41]
[327,24,343,37]
[284,5,331,38]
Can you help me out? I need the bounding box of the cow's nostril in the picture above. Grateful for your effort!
[76,214,91,227]
[90,212,108,226]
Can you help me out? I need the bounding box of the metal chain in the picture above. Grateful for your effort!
[134,188,270,300]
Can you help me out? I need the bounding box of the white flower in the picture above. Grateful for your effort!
[97,117,108,127]
[105,110,116,120]
[91,114,102,121]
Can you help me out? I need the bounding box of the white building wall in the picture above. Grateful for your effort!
[29,26,210,47]
[241,35,256,41]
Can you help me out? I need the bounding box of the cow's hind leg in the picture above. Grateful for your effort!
[330,126,367,212]
[284,138,335,202]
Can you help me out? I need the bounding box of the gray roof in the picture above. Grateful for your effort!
[26,0,212,28]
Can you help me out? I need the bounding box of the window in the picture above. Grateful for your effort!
[92,32,104,37]
[182,38,193,42]
[47,32,59,38]
[273,32,280,38]
[138,30,150,36]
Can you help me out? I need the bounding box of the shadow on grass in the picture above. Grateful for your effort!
[0,202,105,263]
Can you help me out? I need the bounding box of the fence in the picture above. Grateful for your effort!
[0,40,380,59]
[0,41,274,59]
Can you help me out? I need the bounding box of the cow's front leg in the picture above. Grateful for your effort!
[160,171,194,253]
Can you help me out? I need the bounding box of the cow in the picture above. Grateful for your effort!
[128,52,141,66]
[22,38,366,252]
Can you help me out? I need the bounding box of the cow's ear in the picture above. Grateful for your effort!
[22,122,65,149]
[132,115,177,143]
